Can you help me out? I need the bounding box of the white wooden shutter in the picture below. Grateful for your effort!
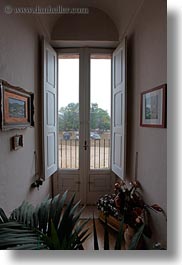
[111,38,127,179]
[42,39,58,178]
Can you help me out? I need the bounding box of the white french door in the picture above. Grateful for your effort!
[87,49,114,204]
[57,48,114,204]
[43,40,127,205]
[112,39,127,179]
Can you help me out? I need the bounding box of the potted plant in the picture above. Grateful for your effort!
[97,180,166,249]
[0,191,90,250]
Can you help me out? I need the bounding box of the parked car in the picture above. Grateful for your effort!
[74,132,101,140]
[75,132,79,140]
[63,132,70,140]
[90,132,101,140]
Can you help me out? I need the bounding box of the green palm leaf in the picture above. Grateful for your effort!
[104,215,109,250]
[0,191,90,250]
[128,223,145,250]
[0,208,8,223]
[114,218,124,250]
[93,213,99,250]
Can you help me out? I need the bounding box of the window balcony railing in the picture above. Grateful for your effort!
[59,139,110,169]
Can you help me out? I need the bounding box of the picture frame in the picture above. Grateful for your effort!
[0,80,34,130]
[11,134,23,150]
[140,84,167,128]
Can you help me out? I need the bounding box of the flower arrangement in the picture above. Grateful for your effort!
[97,180,166,248]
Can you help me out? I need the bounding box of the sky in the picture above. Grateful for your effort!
[58,58,111,115]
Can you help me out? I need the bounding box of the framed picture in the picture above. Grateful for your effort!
[11,134,23,150]
[140,84,167,128]
[0,80,34,130]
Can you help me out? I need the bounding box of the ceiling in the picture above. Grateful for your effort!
[5,0,144,39]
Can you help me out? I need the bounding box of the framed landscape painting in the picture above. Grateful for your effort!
[140,84,167,128]
[0,80,34,130]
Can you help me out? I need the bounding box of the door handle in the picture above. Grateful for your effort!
[83,140,89,150]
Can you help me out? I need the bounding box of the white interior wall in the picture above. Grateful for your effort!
[0,2,51,214]
[126,0,167,246]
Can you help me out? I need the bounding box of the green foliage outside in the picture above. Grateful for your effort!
[58,103,110,131]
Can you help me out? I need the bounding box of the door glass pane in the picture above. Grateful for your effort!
[90,54,111,169]
[58,54,79,169]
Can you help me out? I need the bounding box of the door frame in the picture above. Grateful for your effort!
[56,47,114,205]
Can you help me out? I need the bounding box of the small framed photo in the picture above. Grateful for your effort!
[140,84,167,128]
[11,134,23,150]
[0,80,34,130]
